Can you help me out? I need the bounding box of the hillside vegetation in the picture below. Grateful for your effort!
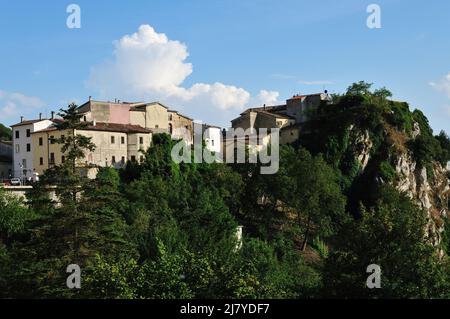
[0,84,449,298]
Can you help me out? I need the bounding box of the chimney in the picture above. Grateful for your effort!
[20,116,24,123]
[39,113,42,120]
[51,111,55,120]
[89,96,92,101]
[263,104,266,110]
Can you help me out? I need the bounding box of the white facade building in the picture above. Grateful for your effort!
[11,119,53,180]
[202,125,222,154]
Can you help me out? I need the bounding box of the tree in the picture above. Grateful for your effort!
[8,104,133,298]
[346,81,373,96]
[0,123,12,140]
[323,186,450,298]
[278,147,347,251]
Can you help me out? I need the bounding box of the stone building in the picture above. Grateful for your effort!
[78,99,193,143]
[31,121,152,178]
[230,91,332,145]
[10,117,54,179]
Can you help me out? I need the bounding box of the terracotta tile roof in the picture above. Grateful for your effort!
[257,110,295,120]
[79,122,153,134]
[10,119,45,127]
[288,93,323,100]
[32,121,152,134]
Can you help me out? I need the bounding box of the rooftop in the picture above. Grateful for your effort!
[10,119,51,127]
[33,121,153,134]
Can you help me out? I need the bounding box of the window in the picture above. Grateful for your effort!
[22,159,27,169]
[39,157,44,166]
[15,130,19,139]
[111,136,115,144]
[121,136,125,144]
[26,129,31,137]
[39,137,43,146]
[61,156,65,163]
[155,125,159,129]
[112,156,116,164]
[121,156,125,164]
[50,136,55,144]
[15,144,20,153]
[83,116,87,122]
[140,156,144,163]
[211,139,214,146]
[169,123,173,134]
[139,137,144,144]
[50,153,55,165]
[131,156,136,162]
[168,114,173,121]
[26,144,31,152]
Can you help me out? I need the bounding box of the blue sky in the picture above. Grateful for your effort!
[0,0,449,133]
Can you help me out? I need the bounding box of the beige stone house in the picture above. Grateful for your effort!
[230,91,332,145]
[31,122,152,177]
[77,99,193,143]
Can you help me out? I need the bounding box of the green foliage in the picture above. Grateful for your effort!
[379,160,396,183]
[0,187,33,241]
[312,237,329,259]
[323,186,450,298]
[0,123,12,140]
[1,83,449,299]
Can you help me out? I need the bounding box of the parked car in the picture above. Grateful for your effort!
[10,178,21,186]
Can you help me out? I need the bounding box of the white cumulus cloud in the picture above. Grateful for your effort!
[87,24,280,126]
[0,90,45,122]
[430,72,450,99]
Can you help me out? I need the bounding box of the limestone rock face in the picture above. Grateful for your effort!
[348,125,373,171]
[347,124,449,255]
[394,152,449,254]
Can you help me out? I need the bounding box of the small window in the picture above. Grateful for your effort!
[15,130,19,139]
[22,159,27,168]
[139,137,144,144]
[131,156,136,162]
[111,136,115,144]
[112,156,116,164]
[39,157,44,166]
[26,129,31,137]
[26,144,31,152]
[50,153,55,165]
[50,136,55,144]
[140,156,144,163]
[121,156,125,164]
[155,125,159,129]
[61,156,65,163]
[168,114,173,121]
[83,116,87,122]
[15,144,20,153]
[121,136,125,144]
[39,137,43,146]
